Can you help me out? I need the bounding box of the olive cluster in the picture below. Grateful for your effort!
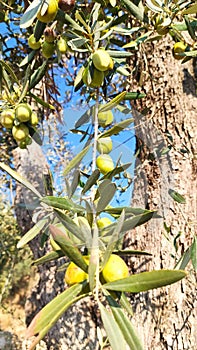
[96,109,115,175]
[0,103,38,148]
[27,0,73,59]
[82,49,114,88]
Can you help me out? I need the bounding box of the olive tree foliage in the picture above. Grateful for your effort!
[0,0,197,349]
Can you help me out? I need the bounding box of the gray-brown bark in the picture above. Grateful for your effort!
[124,35,197,349]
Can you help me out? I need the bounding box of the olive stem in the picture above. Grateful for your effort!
[90,87,100,300]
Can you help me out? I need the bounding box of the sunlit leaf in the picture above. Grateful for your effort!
[124,92,146,100]
[99,92,126,112]
[65,13,87,33]
[0,60,19,84]
[96,180,116,213]
[19,51,36,67]
[174,246,192,270]
[114,249,152,257]
[29,92,55,109]
[191,236,197,271]
[54,209,86,243]
[182,3,197,14]
[121,0,144,21]
[41,196,85,213]
[104,269,187,292]
[32,250,64,266]
[29,61,48,90]
[17,218,48,248]
[100,118,134,138]
[63,145,90,176]
[26,283,87,349]
[75,106,94,128]
[82,169,100,194]
[0,162,42,198]
[20,0,42,28]
[101,211,125,270]
[106,294,144,350]
[99,302,127,350]
[168,189,186,204]
[49,225,88,272]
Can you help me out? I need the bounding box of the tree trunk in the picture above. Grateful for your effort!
[13,141,99,350]
[124,35,197,349]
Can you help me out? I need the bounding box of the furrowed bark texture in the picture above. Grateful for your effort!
[124,35,197,349]
[13,141,99,350]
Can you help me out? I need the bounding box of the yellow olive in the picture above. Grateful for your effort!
[173,42,186,60]
[30,111,39,126]
[12,124,29,142]
[98,110,114,127]
[15,103,32,122]
[102,254,129,283]
[97,137,113,154]
[28,34,41,50]
[0,109,15,129]
[57,37,67,54]
[37,0,58,23]
[82,67,104,88]
[96,154,114,174]
[97,217,113,229]
[92,49,112,72]
[65,256,89,285]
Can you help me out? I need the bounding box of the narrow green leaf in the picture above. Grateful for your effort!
[32,250,64,266]
[17,218,48,248]
[82,169,100,194]
[106,50,132,58]
[103,210,156,237]
[119,292,134,316]
[102,162,131,179]
[19,51,36,67]
[0,162,42,198]
[101,211,125,270]
[29,92,55,109]
[184,15,196,41]
[174,246,191,270]
[26,283,86,349]
[0,60,19,84]
[99,92,126,112]
[63,145,90,176]
[168,189,186,204]
[29,61,48,90]
[54,209,86,242]
[100,118,133,138]
[65,14,87,33]
[121,0,144,21]
[70,170,80,197]
[99,302,127,350]
[20,0,42,29]
[124,92,146,100]
[107,295,144,350]
[96,180,116,213]
[191,236,197,271]
[41,196,85,213]
[104,269,187,292]
[114,249,152,257]
[68,37,89,51]
[75,106,93,128]
[34,19,46,41]
[182,3,197,15]
[49,225,88,272]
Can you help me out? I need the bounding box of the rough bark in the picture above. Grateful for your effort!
[13,141,99,350]
[124,35,197,349]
